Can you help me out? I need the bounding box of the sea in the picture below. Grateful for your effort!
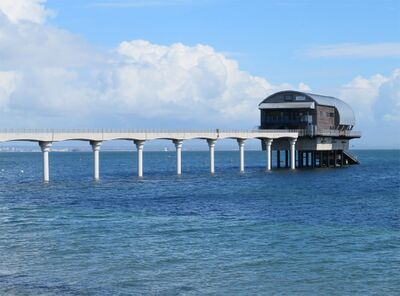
[0,150,399,295]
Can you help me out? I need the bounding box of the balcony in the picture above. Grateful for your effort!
[259,126,361,138]
[297,128,361,138]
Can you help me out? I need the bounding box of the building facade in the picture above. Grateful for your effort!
[259,90,361,167]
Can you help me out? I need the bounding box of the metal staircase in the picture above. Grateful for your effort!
[343,150,360,165]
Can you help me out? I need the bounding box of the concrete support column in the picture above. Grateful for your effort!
[326,151,330,167]
[319,151,323,167]
[285,150,289,168]
[290,139,296,170]
[306,152,309,167]
[341,150,344,166]
[39,141,52,182]
[207,139,216,174]
[134,140,145,177]
[298,151,302,168]
[173,140,183,175]
[237,139,245,173]
[264,139,273,171]
[334,150,337,167]
[312,151,316,168]
[90,141,102,180]
[277,150,281,168]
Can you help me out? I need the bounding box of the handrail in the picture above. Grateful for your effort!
[0,128,300,134]
[0,128,360,137]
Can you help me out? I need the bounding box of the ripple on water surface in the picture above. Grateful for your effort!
[0,150,399,295]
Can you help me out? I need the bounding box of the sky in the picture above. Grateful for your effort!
[0,0,399,148]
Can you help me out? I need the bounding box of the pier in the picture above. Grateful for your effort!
[0,129,299,182]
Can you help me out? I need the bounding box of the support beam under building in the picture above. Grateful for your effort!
[285,150,289,168]
[333,150,337,168]
[277,150,280,168]
[312,151,316,168]
[306,152,309,167]
[341,150,344,166]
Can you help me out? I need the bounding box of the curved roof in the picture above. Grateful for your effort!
[260,91,355,126]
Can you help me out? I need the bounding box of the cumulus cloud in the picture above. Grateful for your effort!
[0,0,53,24]
[0,2,307,128]
[340,69,400,122]
[0,71,20,108]
[111,40,293,121]
[4,0,400,134]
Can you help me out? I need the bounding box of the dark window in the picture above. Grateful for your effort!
[284,95,293,101]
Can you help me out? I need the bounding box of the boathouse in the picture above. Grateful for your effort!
[259,90,361,167]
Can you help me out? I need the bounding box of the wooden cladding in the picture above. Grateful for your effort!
[316,105,335,130]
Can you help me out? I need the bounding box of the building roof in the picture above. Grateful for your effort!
[259,91,355,126]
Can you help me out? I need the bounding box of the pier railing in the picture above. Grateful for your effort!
[0,128,361,139]
[313,129,361,138]
[0,128,301,134]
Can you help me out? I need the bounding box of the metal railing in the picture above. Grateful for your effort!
[258,127,361,138]
[0,128,299,134]
[0,128,360,137]
[313,129,361,137]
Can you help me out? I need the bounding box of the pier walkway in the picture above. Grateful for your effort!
[0,129,299,181]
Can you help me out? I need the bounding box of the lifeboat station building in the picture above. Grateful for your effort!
[259,90,361,168]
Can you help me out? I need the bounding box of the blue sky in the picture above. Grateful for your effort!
[46,0,399,87]
[0,0,399,148]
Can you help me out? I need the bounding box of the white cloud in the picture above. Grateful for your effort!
[297,82,311,92]
[4,0,399,135]
[340,69,400,122]
[106,40,293,122]
[306,43,400,58]
[0,71,20,108]
[0,0,53,24]
[0,6,305,128]
[0,13,101,69]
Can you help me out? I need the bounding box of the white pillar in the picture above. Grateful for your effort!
[207,139,216,174]
[290,139,297,170]
[173,140,183,175]
[264,139,273,171]
[39,141,52,182]
[237,139,245,173]
[90,141,102,180]
[134,140,145,177]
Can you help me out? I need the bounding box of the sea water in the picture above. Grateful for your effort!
[0,150,399,295]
